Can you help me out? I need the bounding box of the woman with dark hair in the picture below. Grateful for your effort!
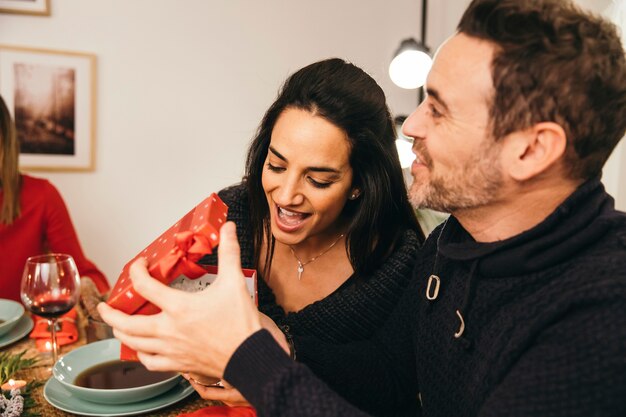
[96,58,420,416]
[0,95,109,301]
[187,58,423,416]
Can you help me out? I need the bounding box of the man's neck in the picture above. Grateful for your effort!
[454,178,582,243]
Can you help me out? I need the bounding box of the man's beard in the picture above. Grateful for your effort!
[409,140,504,213]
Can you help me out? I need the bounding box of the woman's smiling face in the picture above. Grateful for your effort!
[262,107,355,246]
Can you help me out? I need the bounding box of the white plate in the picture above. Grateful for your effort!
[0,314,33,348]
[44,377,195,416]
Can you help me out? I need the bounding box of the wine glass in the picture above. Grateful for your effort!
[21,253,81,365]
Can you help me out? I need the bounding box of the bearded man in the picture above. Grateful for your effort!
[100,0,626,416]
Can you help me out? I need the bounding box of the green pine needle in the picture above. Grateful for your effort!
[0,350,39,385]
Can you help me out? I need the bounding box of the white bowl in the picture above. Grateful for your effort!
[52,338,181,404]
[0,299,25,337]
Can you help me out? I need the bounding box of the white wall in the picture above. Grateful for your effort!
[0,0,466,284]
[1,0,623,284]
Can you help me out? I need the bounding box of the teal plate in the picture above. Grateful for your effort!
[0,314,33,348]
[44,377,195,416]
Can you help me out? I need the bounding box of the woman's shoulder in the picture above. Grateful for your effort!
[217,183,252,227]
[377,228,421,271]
[326,228,421,304]
[21,174,52,190]
[20,175,62,201]
[198,183,254,267]
[217,183,248,206]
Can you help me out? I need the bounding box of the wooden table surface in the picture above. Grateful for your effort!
[1,308,218,416]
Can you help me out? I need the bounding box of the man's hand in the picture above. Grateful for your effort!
[97,222,262,379]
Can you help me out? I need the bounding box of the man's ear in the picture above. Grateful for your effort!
[501,122,567,181]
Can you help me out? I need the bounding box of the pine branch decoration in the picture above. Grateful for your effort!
[0,351,38,385]
[0,351,41,417]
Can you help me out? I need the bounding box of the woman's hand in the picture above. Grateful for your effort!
[182,374,251,407]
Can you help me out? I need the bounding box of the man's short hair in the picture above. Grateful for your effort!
[458,0,626,180]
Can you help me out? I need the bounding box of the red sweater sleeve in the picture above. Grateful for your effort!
[42,181,110,294]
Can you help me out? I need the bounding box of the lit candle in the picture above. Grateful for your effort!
[1,379,27,391]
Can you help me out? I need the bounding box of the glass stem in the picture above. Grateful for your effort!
[49,318,59,364]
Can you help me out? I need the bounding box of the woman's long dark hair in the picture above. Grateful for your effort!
[245,58,423,279]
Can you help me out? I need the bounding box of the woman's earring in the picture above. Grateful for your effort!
[350,190,360,200]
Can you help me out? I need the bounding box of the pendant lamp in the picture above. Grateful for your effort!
[389,0,432,90]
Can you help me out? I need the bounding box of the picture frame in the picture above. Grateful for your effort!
[0,0,50,16]
[0,45,97,171]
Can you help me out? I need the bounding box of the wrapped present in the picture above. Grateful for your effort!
[107,193,228,314]
[107,193,229,360]
[170,264,257,303]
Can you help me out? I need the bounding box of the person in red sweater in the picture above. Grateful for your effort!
[0,95,109,302]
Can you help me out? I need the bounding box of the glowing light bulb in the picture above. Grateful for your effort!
[389,49,433,89]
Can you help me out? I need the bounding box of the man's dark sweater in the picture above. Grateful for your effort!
[224,179,626,416]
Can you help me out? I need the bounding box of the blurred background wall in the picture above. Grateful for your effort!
[0,0,622,284]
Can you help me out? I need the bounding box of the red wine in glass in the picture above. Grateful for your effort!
[30,296,75,319]
[21,253,81,365]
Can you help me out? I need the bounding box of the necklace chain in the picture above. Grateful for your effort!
[289,233,345,280]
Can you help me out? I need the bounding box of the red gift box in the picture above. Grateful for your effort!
[170,264,257,303]
[107,193,229,360]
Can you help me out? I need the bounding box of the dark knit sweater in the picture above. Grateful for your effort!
[200,184,422,416]
[224,179,626,417]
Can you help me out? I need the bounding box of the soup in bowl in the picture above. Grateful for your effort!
[52,338,180,404]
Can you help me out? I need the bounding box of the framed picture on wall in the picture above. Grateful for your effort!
[0,45,97,171]
[0,0,50,16]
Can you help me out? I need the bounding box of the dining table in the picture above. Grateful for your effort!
[1,305,220,417]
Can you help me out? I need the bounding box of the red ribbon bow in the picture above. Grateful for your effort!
[149,230,214,281]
